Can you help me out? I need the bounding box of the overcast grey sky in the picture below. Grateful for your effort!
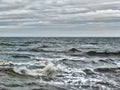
[0,0,120,37]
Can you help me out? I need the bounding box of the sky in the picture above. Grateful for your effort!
[0,0,120,37]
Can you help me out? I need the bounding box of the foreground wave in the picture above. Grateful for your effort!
[0,60,57,80]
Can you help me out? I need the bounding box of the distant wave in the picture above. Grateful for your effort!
[17,48,47,52]
[0,42,30,47]
[17,47,81,54]
[57,58,87,68]
[28,47,81,53]
[24,41,41,45]
[28,48,46,52]
[98,59,116,65]
[0,42,15,46]
[94,67,120,73]
[68,48,80,53]
[83,68,96,75]
[12,54,31,59]
[86,51,120,56]
[86,42,98,45]
[17,47,59,53]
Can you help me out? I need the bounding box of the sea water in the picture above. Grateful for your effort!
[0,37,120,90]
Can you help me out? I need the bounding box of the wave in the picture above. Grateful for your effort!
[29,48,48,52]
[0,42,15,46]
[86,42,98,45]
[0,42,30,47]
[40,45,50,48]
[17,47,50,52]
[0,60,57,80]
[98,59,116,65]
[57,58,87,68]
[17,47,56,53]
[17,48,42,52]
[83,68,96,75]
[12,54,31,59]
[17,47,80,53]
[14,64,57,80]
[0,60,47,67]
[59,58,86,63]
[94,67,120,73]
[86,51,120,56]
[68,48,80,53]
[0,68,28,77]
[24,40,41,45]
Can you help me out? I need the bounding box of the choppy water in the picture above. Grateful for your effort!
[0,37,120,90]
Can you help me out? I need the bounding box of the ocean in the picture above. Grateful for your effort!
[0,37,120,90]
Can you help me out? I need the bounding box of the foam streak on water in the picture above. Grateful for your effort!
[0,37,120,90]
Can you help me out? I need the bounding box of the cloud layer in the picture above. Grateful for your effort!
[0,0,120,36]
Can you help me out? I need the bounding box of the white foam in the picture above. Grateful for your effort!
[0,60,47,67]
[13,62,58,79]
[14,66,29,75]
[0,59,58,79]
[42,63,57,79]
[81,44,97,47]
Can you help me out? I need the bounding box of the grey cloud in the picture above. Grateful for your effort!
[0,0,120,28]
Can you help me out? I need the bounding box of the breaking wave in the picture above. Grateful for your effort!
[0,60,58,80]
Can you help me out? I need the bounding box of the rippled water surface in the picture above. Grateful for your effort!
[0,37,120,90]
